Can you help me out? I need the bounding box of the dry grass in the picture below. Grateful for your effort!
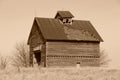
[0,67,120,80]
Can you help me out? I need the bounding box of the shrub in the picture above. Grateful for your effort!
[99,50,111,67]
[12,41,29,68]
[0,54,8,69]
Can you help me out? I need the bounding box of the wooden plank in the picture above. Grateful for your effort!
[46,41,100,67]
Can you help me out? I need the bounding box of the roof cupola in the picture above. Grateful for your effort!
[55,11,74,25]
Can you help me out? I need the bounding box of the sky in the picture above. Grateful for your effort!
[0,0,120,68]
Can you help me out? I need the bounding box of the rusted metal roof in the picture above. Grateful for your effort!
[35,17,103,42]
[55,11,74,18]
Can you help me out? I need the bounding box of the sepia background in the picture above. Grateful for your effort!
[0,0,120,68]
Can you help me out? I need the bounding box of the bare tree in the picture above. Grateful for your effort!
[12,41,29,68]
[0,54,8,69]
[99,50,111,67]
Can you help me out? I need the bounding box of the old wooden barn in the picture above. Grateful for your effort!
[27,11,103,67]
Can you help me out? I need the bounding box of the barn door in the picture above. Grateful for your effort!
[34,50,41,65]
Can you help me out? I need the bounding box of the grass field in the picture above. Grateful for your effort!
[0,67,120,80]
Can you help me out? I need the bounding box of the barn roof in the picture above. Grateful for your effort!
[28,11,103,44]
[34,17,103,41]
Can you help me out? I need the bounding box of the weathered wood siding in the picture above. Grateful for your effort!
[46,41,100,67]
[29,20,46,67]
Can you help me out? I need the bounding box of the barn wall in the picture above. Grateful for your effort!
[29,20,46,67]
[46,41,100,67]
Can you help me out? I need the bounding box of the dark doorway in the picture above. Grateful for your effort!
[34,50,41,65]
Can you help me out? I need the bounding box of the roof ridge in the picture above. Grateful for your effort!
[35,17,54,19]
[35,17,90,22]
[73,19,90,22]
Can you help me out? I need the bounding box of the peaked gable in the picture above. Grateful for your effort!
[27,19,44,45]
